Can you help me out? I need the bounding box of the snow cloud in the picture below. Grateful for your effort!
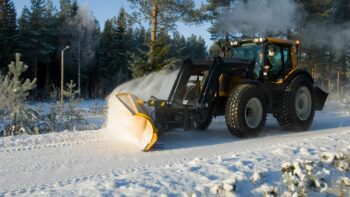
[301,22,350,51]
[216,0,303,35]
[217,0,350,51]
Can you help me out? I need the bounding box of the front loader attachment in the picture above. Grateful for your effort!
[115,93,158,151]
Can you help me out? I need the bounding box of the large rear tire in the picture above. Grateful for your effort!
[225,84,267,137]
[274,75,315,131]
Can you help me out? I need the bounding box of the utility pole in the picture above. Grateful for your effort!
[61,46,70,104]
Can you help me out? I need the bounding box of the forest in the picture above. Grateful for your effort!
[0,0,349,100]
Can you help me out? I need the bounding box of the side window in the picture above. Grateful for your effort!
[267,45,283,75]
[283,47,292,68]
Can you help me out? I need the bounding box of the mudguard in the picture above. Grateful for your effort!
[314,87,328,111]
[116,93,158,151]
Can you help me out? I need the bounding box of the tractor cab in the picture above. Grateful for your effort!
[230,37,298,82]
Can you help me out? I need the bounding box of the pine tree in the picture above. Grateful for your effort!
[0,0,17,73]
[69,5,99,96]
[202,0,238,40]
[129,29,181,77]
[183,35,207,59]
[115,8,131,84]
[96,19,117,94]
[96,8,132,92]
[41,0,58,91]
[28,0,45,79]
[0,53,38,136]
[62,80,85,130]
[127,28,151,78]
[171,31,187,59]
[58,0,72,19]
[58,0,76,75]
[127,0,200,64]
[17,0,58,99]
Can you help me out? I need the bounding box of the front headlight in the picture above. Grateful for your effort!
[231,41,239,46]
[254,38,266,43]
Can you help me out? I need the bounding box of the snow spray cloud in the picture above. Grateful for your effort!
[105,69,179,148]
[70,5,96,29]
[217,0,350,51]
[109,69,179,100]
[216,0,303,36]
[68,5,98,66]
[301,22,350,52]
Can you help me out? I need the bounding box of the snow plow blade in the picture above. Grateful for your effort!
[115,93,158,152]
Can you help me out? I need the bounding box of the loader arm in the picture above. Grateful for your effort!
[154,57,254,131]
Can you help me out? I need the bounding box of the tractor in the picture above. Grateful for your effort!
[116,37,328,151]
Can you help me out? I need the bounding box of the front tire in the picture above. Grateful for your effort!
[225,84,267,137]
[274,75,315,131]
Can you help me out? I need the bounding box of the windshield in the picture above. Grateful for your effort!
[231,44,264,60]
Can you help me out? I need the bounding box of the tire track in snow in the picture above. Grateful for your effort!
[0,129,112,153]
[1,125,349,193]
[3,126,350,196]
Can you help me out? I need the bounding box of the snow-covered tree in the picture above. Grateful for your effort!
[48,80,86,131]
[0,53,38,135]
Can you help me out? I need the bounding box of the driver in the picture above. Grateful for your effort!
[254,50,264,78]
[267,45,282,75]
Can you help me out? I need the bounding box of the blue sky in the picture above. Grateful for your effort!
[13,0,212,46]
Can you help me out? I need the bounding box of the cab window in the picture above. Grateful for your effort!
[282,47,292,68]
[267,45,283,75]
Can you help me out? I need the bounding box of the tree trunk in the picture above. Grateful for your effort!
[77,35,81,93]
[34,55,38,79]
[77,21,81,95]
[151,0,158,55]
[34,55,38,99]
[46,62,50,91]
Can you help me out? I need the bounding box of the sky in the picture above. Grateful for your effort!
[13,0,213,47]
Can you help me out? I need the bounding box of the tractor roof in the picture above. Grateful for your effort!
[231,37,299,47]
[266,37,297,46]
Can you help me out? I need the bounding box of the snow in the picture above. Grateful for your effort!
[1,100,350,196]
[105,69,179,149]
[1,66,350,196]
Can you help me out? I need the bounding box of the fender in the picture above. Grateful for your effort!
[240,79,273,112]
[276,68,314,87]
[275,69,328,111]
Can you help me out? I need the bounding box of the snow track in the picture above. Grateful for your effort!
[1,111,350,196]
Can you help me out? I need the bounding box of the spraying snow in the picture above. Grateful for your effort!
[110,69,179,100]
[105,69,179,149]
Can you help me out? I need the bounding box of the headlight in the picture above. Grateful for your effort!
[254,38,266,43]
[231,41,239,46]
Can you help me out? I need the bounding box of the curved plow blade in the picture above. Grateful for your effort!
[115,93,158,151]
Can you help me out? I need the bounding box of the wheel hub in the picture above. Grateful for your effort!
[245,97,263,128]
[295,86,312,121]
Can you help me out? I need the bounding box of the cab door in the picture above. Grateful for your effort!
[266,44,293,81]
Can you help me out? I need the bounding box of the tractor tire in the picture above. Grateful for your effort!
[184,85,212,130]
[225,84,267,137]
[274,75,315,131]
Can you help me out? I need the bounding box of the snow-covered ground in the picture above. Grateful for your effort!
[29,99,106,129]
[0,100,350,196]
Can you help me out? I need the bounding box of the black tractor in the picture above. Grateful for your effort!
[116,37,328,151]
